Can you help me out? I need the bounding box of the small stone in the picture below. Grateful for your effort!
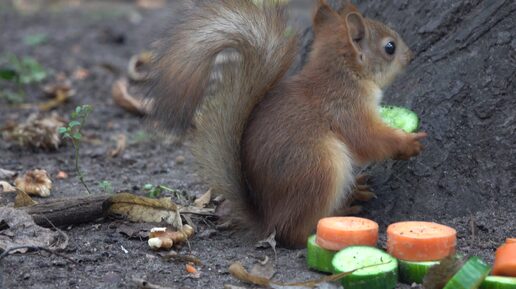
[175,155,186,165]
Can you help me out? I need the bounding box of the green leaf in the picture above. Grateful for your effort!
[143,184,154,191]
[75,106,82,114]
[23,33,48,47]
[63,132,72,139]
[0,68,17,81]
[68,120,81,128]
[57,127,68,134]
[72,132,82,140]
[0,90,24,104]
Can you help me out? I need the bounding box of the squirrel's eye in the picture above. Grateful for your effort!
[384,41,396,55]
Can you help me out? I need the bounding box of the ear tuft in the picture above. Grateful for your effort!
[313,1,337,28]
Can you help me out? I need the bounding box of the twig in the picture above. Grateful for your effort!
[0,246,76,264]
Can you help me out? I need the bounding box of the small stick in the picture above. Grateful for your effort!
[0,246,76,264]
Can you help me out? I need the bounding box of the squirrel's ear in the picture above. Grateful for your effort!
[345,12,367,58]
[313,1,337,30]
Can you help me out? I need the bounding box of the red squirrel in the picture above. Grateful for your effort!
[150,0,427,247]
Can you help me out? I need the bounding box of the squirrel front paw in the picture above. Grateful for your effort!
[395,132,427,160]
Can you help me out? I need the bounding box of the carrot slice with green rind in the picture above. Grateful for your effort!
[387,221,457,262]
[443,257,491,289]
[316,217,379,251]
[306,235,336,273]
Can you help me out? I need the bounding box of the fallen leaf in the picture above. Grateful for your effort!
[111,78,153,116]
[72,67,89,80]
[109,134,127,158]
[423,255,464,289]
[0,207,66,254]
[128,51,153,81]
[250,256,276,280]
[14,190,37,207]
[228,261,380,288]
[0,181,16,193]
[56,171,68,179]
[224,285,246,289]
[136,0,165,9]
[14,169,52,197]
[256,231,277,257]
[193,189,212,208]
[2,113,65,150]
[105,193,181,227]
[37,80,75,111]
[115,222,149,239]
[0,169,16,179]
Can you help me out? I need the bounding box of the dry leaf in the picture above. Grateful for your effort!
[256,231,277,257]
[0,207,66,254]
[38,80,75,111]
[2,113,65,150]
[14,190,37,207]
[110,134,127,158]
[423,255,464,289]
[112,78,153,116]
[128,51,153,81]
[72,67,89,80]
[0,181,16,193]
[250,256,276,280]
[136,0,165,9]
[106,193,181,227]
[193,189,212,208]
[229,261,380,288]
[15,169,52,197]
[0,169,16,179]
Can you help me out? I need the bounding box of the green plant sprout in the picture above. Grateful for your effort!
[0,54,47,103]
[98,180,114,194]
[143,183,178,198]
[59,105,93,194]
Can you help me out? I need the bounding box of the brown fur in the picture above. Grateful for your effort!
[150,0,426,248]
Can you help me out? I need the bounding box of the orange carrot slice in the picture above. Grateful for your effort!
[492,238,516,277]
[315,217,379,251]
[387,221,456,262]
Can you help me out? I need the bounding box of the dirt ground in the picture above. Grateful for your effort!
[0,1,514,289]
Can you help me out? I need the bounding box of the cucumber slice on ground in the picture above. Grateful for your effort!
[380,106,420,133]
[481,276,516,289]
[399,259,440,284]
[306,235,336,273]
[443,256,491,289]
[332,246,398,289]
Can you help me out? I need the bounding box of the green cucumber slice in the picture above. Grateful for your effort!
[399,259,440,284]
[306,235,337,273]
[380,105,420,133]
[443,256,491,289]
[481,276,516,289]
[332,246,398,289]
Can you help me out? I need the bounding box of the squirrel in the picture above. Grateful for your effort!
[150,0,427,248]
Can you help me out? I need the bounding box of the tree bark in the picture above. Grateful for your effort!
[296,0,515,222]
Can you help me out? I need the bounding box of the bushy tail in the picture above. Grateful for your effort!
[151,0,298,223]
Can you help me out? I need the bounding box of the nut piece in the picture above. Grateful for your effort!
[147,225,195,250]
[14,169,52,197]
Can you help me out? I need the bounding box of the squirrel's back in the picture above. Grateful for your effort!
[150,0,298,227]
